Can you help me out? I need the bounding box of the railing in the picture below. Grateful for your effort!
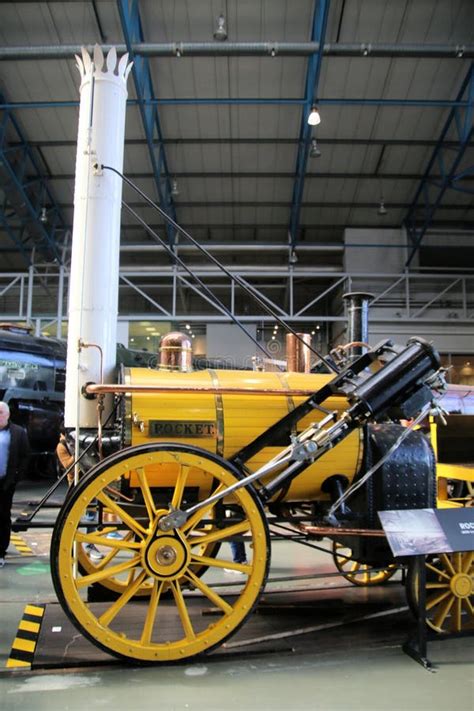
[0,267,473,331]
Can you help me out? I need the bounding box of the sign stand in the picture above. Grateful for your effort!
[402,555,435,671]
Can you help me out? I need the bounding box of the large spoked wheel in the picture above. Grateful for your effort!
[51,443,270,663]
[332,542,397,586]
[406,552,473,633]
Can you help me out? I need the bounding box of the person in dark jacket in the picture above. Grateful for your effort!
[0,401,30,567]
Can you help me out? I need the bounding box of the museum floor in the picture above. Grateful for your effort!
[0,479,473,711]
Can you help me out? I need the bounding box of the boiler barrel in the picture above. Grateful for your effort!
[123,367,362,502]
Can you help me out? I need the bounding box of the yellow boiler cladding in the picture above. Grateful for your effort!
[123,367,363,502]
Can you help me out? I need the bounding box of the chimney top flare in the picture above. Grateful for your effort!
[74,45,133,85]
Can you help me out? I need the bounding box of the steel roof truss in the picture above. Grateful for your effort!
[289,0,330,253]
[405,64,474,267]
[0,102,64,263]
[117,0,177,248]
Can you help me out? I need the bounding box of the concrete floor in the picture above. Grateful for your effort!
[1,479,473,711]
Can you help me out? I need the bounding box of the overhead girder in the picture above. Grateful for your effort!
[11,138,467,148]
[0,42,473,61]
[0,97,470,110]
[117,0,176,248]
[0,97,65,264]
[55,200,472,211]
[289,0,330,254]
[405,63,474,267]
[46,171,474,182]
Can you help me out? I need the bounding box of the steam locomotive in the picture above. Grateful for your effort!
[45,333,473,663]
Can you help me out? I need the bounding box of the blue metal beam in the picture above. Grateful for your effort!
[288,0,330,252]
[117,0,176,247]
[0,97,65,263]
[405,63,474,267]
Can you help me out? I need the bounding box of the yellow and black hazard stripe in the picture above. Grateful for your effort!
[10,534,34,557]
[6,604,45,668]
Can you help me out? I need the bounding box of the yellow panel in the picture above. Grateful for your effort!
[437,463,474,483]
[24,605,45,617]
[125,367,361,501]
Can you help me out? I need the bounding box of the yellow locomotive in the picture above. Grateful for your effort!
[48,334,473,663]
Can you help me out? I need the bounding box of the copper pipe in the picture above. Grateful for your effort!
[286,332,312,373]
[85,383,328,397]
[301,525,386,537]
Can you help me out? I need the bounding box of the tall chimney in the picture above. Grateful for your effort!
[65,46,132,427]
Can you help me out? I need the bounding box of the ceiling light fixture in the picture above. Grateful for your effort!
[289,250,298,264]
[309,138,321,158]
[40,206,48,223]
[377,199,388,216]
[171,179,180,197]
[213,13,228,41]
[307,104,321,126]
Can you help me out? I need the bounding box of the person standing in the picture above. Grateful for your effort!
[0,401,30,568]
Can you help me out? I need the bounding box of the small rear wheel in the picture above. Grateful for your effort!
[332,542,397,586]
[406,552,473,633]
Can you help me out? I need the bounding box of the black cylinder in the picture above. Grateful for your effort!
[348,338,441,420]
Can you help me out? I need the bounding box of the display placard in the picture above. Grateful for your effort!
[378,507,474,557]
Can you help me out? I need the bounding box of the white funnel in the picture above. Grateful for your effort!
[65,45,132,428]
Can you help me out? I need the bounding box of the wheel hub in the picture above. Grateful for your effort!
[143,532,190,580]
[450,572,472,598]
[155,545,177,566]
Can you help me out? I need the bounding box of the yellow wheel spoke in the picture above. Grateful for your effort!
[99,570,148,627]
[454,552,462,573]
[135,467,157,523]
[171,464,189,509]
[76,555,141,589]
[75,531,141,551]
[141,580,164,644]
[350,561,361,574]
[432,593,454,630]
[426,589,451,611]
[170,580,196,641]
[462,552,473,574]
[185,570,233,615]
[337,556,351,566]
[97,492,148,538]
[426,583,450,590]
[189,520,250,548]
[362,568,370,584]
[182,483,227,533]
[462,597,473,616]
[192,554,251,576]
[426,562,451,581]
[439,554,456,576]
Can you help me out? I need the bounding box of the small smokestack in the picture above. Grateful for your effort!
[286,333,312,373]
[159,332,193,372]
[342,292,374,358]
